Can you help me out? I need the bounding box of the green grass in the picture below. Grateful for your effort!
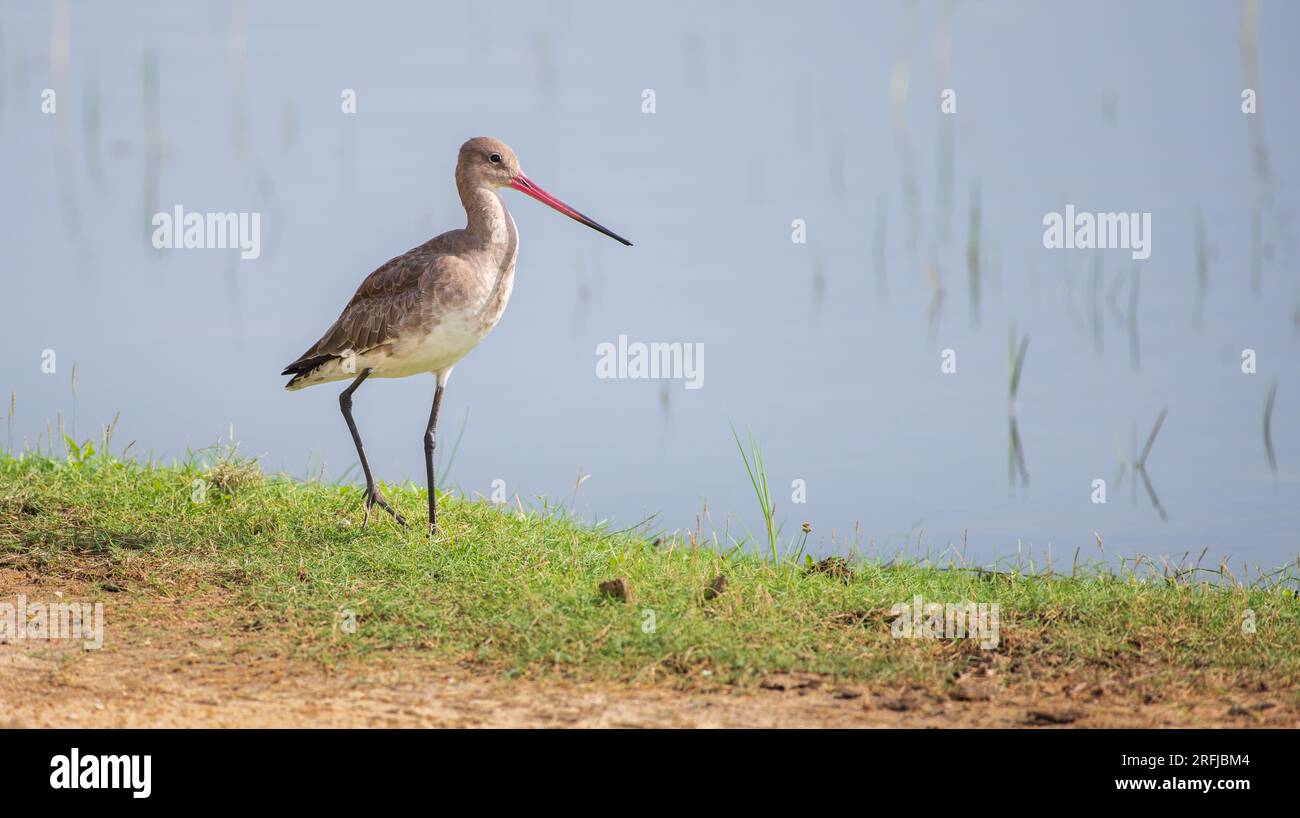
[2,449,1298,695]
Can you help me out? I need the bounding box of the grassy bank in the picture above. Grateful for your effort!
[1,450,1298,698]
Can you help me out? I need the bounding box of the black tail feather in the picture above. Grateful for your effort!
[281,354,339,388]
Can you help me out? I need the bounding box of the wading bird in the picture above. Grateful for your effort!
[282,137,631,535]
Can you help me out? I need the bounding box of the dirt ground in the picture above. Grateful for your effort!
[1,567,1294,728]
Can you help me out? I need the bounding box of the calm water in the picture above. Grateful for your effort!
[1,1,1297,570]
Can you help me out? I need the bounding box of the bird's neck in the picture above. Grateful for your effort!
[460,186,513,247]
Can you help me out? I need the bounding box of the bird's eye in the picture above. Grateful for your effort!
[489,153,502,164]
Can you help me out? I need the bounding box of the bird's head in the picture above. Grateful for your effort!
[457,136,632,246]
[457,136,521,189]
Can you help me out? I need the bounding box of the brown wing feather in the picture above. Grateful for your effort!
[282,227,491,382]
[283,243,434,374]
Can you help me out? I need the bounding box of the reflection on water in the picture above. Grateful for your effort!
[0,0,1298,571]
[1136,408,1168,522]
[1263,377,1278,475]
[140,48,160,243]
[1007,326,1029,490]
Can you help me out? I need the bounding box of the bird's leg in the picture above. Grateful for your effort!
[339,368,407,528]
[423,382,445,537]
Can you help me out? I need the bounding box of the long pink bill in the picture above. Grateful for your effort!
[508,173,632,246]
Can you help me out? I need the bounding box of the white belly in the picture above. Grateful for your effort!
[370,308,489,379]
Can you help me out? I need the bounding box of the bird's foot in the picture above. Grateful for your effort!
[362,488,407,528]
